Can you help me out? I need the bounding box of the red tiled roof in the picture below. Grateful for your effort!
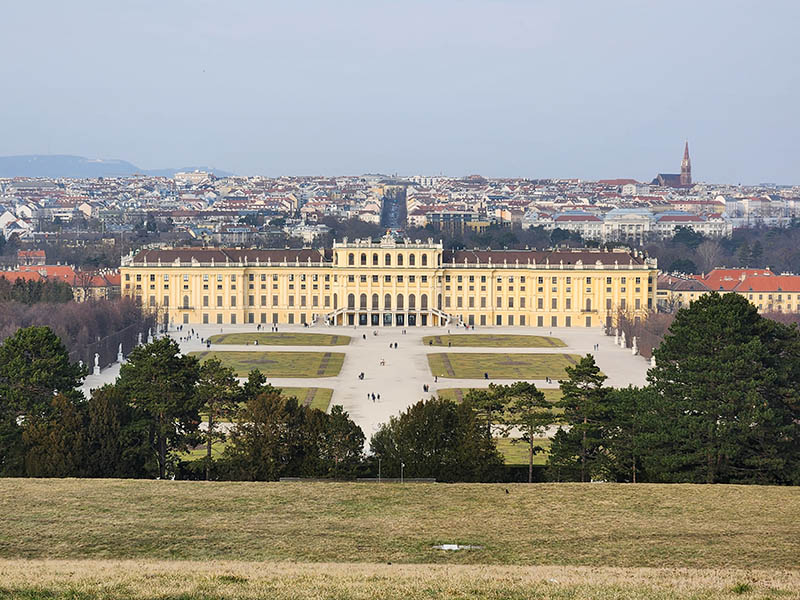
[698,268,776,291]
[734,275,800,293]
[554,214,602,222]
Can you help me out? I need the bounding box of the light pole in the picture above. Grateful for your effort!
[401,462,405,484]
[378,458,382,483]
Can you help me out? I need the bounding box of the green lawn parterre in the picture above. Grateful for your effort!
[189,351,345,378]
[428,352,582,379]
[423,334,566,348]
[436,387,562,405]
[208,332,351,346]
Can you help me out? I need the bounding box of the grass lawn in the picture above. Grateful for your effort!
[208,332,350,346]
[1,479,798,569]
[428,352,582,379]
[189,351,344,378]
[423,334,565,348]
[495,437,551,465]
[437,387,562,405]
[1,480,798,598]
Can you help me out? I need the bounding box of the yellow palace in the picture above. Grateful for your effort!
[121,235,657,329]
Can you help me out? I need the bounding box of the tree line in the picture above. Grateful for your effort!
[1,292,798,484]
[0,276,73,304]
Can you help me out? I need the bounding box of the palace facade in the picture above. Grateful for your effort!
[120,236,658,328]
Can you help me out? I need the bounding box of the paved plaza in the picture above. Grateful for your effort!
[81,323,651,440]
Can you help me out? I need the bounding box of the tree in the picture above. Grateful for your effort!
[22,393,87,477]
[194,358,240,480]
[85,384,153,478]
[223,388,307,481]
[369,398,503,482]
[501,382,554,483]
[672,227,705,249]
[318,405,364,479]
[550,355,609,482]
[0,326,86,417]
[667,258,697,274]
[603,386,648,483]
[117,338,201,479]
[465,385,506,439]
[695,240,723,273]
[645,292,800,484]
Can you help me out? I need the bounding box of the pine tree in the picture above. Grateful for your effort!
[194,358,240,480]
[551,355,609,482]
[502,382,554,483]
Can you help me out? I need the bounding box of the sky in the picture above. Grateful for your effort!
[1,0,798,183]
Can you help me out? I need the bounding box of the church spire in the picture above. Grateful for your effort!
[680,140,692,186]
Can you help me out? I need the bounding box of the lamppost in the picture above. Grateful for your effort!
[400,462,405,484]
[378,458,382,483]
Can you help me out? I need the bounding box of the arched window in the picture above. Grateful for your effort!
[409,254,416,266]
[333,294,338,309]
[347,293,355,309]
[397,293,404,310]
[385,253,391,266]
[586,298,592,311]
[421,294,428,310]
[408,294,416,310]
[372,253,379,265]
[437,293,442,310]
[384,293,392,309]
[372,293,379,310]
[348,253,355,266]
[397,254,404,266]
[360,293,367,309]
[183,295,190,309]
[360,253,367,266]
[422,254,428,266]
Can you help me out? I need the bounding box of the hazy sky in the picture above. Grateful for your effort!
[1,1,798,183]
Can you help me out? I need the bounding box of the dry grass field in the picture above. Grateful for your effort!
[0,559,797,600]
[189,350,345,377]
[0,479,798,598]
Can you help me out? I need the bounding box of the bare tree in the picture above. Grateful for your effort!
[695,240,723,274]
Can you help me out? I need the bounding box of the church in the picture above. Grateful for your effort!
[651,142,692,188]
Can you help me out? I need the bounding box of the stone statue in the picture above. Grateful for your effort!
[147,328,153,344]
[93,353,100,376]
[117,343,124,363]
[631,336,639,356]
[620,331,626,348]
[614,328,619,345]
[650,354,657,368]
[137,332,142,346]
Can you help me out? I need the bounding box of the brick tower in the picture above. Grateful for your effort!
[680,141,692,187]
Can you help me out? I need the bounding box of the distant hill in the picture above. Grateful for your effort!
[0,154,233,178]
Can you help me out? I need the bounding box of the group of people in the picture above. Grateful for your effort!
[367,392,381,402]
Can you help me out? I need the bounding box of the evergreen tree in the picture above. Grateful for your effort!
[194,358,240,480]
[550,355,609,482]
[117,337,201,479]
[501,382,554,483]
[318,405,364,479]
[85,384,153,478]
[465,384,506,439]
[223,388,307,481]
[604,386,649,483]
[0,326,86,417]
[645,292,800,484]
[22,393,87,477]
[370,398,503,482]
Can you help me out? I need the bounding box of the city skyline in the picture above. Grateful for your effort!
[1,1,798,183]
